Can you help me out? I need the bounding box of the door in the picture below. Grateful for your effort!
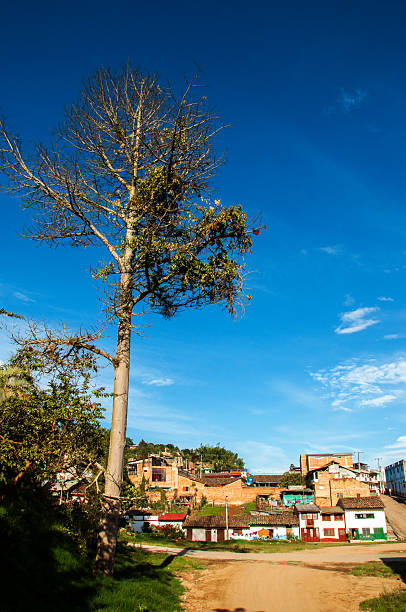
[338,528,346,541]
[186,528,192,541]
[205,529,211,542]
[217,528,225,542]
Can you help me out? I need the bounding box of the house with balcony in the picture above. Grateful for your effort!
[295,504,346,542]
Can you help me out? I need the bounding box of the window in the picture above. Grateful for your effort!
[355,513,368,519]
[362,528,370,536]
[324,529,335,537]
[152,467,166,482]
[127,466,137,476]
[366,513,374,519]
[334,514,343,521]
[322,515,331,521]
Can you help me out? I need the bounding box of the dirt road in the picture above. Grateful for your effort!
[137,541,406,563]
[182,559,405,612]
[143,542,406,611]
[382,494,406,539]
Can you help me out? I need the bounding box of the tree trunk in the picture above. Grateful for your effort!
[95,304,131,574]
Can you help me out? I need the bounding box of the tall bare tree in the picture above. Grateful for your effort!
[0,67,257,573]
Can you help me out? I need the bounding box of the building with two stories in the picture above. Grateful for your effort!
[385,460,406,497]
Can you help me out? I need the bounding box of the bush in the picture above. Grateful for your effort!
[151,524,186,541]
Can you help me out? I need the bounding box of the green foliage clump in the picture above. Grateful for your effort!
[279,471,305,488]
[0,353,104,490]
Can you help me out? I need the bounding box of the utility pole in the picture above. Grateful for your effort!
[200,452,202,479]
[375,457,384,493]
[225,496,229,540]
[353,450,364,468]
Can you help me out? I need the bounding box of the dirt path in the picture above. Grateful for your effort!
[182,560,405,612]
[136,541,406,563]
[382,494,406,539]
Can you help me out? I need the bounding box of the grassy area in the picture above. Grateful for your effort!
[89,546,206,612]
[3,536,204,612]
[360,588,406,611]
[197,504,225,516]
[351,561,406,578]
[123,531,351,553]
[243,502,257,513]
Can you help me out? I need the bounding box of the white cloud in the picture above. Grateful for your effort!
[385,436,406,450]
[344,294,355,307]
[335,307,379,335]
[384,334,400,340]
[311,357,406,412]
[360,394,397,407]
[143,377,174,387]
[324,88,368,116]
[339,88,368,112]
[13,291,35,303]
[319,245,341,255]
[378,296,394,302]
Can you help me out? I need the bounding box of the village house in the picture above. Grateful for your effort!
[353,462,385,494]
[280,487,314,507]
[249,474,283,487]
[295,504,347,542]
[337,497,387,541]
[125,510,187,532]
[306,461,371,506]
[183,511,299,542]
[300,452,353,477]
[385,459,406,497]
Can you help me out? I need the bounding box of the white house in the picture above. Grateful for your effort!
[337,496,387,541]
[295,504,346,542]
[125,510,159,532]
[183,511,299,542]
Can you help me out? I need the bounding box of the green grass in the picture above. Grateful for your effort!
[351,561,405,578]
[243,502,257,513]
[360,588,406,611]
[123,531,352,553]
[88,546,206,612]
[197,504,225,516]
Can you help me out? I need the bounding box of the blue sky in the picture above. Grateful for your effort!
[2,0,406,472]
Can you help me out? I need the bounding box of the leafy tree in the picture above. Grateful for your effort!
[0,66,257,573]
[0,352,104,491]
[279,471,305,488]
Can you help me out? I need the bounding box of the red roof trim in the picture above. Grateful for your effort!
[158,512,187,521]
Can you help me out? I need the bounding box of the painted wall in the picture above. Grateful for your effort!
[344,509,387,540]
[385,460,406,496]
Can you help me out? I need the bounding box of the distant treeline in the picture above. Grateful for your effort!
[128,439,245,472]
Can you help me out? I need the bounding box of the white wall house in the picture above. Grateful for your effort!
[295,504,347,542]
[183,512,299,541]
[337,497,387,541]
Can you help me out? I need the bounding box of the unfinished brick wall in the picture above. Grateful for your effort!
[314,474,370,506]
[300,454,353,476]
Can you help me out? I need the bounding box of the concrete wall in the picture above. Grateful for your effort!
[344,509,387,538]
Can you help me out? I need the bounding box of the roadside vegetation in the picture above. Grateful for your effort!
[351,560,406,578]
[122,530,350,553]
[360,588,406,611]
[0,487,204,612]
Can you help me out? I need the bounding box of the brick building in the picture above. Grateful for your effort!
[306,461,370,506]
[300,452,353,477]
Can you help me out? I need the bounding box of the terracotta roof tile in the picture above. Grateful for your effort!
[337,496,384,510]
